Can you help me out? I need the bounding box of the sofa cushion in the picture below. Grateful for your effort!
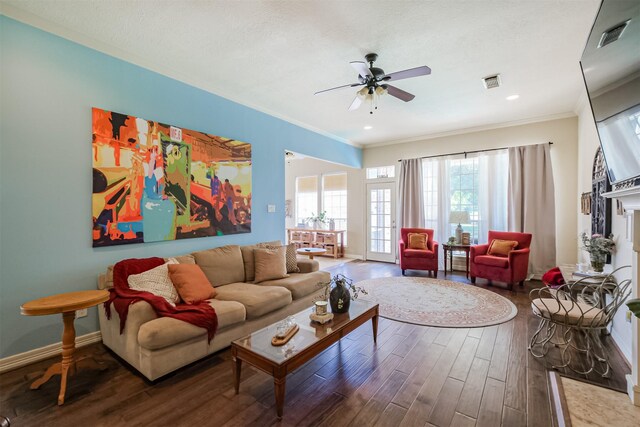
[531,298,605,326]
[168,264,216,304]
[127,258,180,305]
[296,258,319,274]
[103,254,195,290]
[254,247,288,283]
[137,299,246,350]
[474,255,509,268]
[408,233,428,249]
[403,248,436,259]
[193,245,245,286]
[240,240,282,282]
[258,270,330,300]
[214,282,292,319]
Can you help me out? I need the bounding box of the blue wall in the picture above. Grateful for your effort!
[0,16,362,358]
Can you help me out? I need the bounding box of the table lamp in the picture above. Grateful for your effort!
[449,211,470,244]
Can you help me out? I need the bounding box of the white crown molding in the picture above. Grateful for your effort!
[0,4,360,149]
[364,112,578,149]
[0,331,102,374]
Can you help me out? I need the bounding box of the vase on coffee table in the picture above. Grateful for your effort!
[330,279,351,313]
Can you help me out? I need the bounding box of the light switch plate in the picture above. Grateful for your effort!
[268,204,276,213]
[76,308,88,318]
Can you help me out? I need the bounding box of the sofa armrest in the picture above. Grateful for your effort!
[399,239,406,252]
[471,244,489,259]
[297,258,319,273]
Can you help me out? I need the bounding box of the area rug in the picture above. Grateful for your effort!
[357,276,517,327]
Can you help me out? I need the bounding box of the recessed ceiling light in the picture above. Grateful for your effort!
[506,94,520,101]
[364,126,373,130]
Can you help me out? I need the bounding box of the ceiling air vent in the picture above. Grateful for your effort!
[598,19,631,48]
[482,74,501,89]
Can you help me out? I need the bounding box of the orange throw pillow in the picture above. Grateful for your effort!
[168,264,216,304]
[408,233,428,250]
[487,239,519,257]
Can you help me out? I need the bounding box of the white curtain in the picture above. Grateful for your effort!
[398,158,425,230]
[508,143,556,276]
[477,150,509,243]
[422,157,450,270]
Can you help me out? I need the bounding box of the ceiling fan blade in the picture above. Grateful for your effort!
[386,84,415,102]
[348,95,363,111]
[350,61,373,79]
[314,82,363,95]
[383,65,431,82]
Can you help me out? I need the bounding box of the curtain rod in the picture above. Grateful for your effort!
[397,141,554,162]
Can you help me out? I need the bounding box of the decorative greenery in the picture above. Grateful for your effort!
[316,273,368,302]
[580,232,615,258]
[307,211,328,224]
[628,299,640,319]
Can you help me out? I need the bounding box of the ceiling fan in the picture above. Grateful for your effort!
[314,53,431,114]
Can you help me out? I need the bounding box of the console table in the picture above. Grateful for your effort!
[443,243,472,278]
[287,228,345,258]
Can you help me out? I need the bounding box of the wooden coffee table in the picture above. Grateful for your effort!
[21,290,109,405]
[231,300,379,417]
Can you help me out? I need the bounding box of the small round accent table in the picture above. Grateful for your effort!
[442,243,472,278]
[296,247,326,260]
[21,289,109,405]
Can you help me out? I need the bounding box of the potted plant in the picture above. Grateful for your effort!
[580,232,615,273]
[317,274,368,313]
[307,211,328,230]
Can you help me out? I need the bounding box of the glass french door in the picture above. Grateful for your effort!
[366,182,396,262]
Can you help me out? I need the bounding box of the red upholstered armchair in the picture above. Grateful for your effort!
[470,231,532,290]
[399,228,438,277]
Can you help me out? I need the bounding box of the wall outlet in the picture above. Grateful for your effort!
[267,204,276,213]
[76,308,88,318]
[626,310,633,323]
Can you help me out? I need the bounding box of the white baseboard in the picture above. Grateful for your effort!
[344,253,364,260]
[0,331,102,374]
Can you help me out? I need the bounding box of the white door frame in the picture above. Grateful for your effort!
[366,182,397,262]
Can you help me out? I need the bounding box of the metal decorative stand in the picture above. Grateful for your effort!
[528,266,631,377]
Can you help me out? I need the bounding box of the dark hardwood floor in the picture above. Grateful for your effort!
[0,261,630,426]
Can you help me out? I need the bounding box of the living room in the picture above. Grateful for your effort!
[2,1,640,426]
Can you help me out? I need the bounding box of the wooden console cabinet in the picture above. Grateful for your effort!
[286,228,345,258]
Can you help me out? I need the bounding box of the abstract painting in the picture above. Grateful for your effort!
[92,108,251,247]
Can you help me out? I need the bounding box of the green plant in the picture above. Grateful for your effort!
[315,273,368,302]
[580,232,615,258]
[306,211,328,224]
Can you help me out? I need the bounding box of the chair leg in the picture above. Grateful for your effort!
[508,283,514,291]
[470,276,476,284]
[519,281,524,287]
[401,270,405,276]
[433,270,437,278]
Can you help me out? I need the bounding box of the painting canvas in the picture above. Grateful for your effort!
[92,108,251,247]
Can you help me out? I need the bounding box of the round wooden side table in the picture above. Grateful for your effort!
[296,247,326,260]
[21,289,109,405]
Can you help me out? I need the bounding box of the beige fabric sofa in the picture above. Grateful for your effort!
[97,241,330,380]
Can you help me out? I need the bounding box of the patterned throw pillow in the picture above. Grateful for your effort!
[487,239,519,257]
[127,258,180,305]
[263,243,300,273]
[407,233,428,250]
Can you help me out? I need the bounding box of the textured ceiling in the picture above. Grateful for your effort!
[1,0,601,146]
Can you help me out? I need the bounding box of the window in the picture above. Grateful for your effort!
[295,176,317,226]
[322,173,348,244]
[422,151,507,247]
[366,165,395,179]
[449,157,479,244]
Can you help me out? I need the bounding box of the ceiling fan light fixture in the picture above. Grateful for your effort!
[375,86,387,96]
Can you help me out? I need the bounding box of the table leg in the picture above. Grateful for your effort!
[274,376,286,418]
[372,314,379,344]
[444,248,448,275]
[309,254,314,260]
[232,351,242,395]
[466,251,469,279]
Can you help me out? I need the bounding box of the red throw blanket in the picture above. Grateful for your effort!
[542,267,565,288]
[104,257,218,342]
